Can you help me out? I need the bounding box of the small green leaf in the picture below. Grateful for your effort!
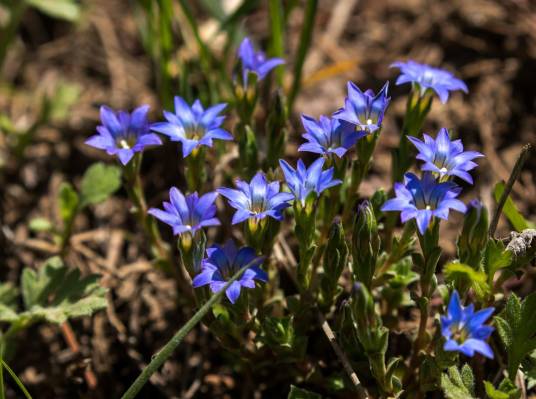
[288,385,322,399]
[28,217,53,232]
[483,239,512,282]
[20,257,107,325]
[493,182,533,232]
[444,262,490,299]
[26,0,80,21]
[80,163,121,207]
[58,182,79,225]
[484,378,521,399]
[440,365,477,399]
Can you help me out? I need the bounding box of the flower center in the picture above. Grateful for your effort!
[425,205,432,210]
[450,324,469,343]
[439,167,448,174]
[366,119,373,125]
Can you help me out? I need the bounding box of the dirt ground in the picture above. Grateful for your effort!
[1,0,535,397]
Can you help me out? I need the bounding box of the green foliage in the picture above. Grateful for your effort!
[0,257,107,326]
[483,239,512,286]
[440,365,476,399]
[319,220,348,310]
[58,182,80,225]
[483,379,521,399]
[494,292,536,377]
[444,262,489,299]
[28,217,53,233]
[80,162,122,207]
[25,0,80,21]
[0,358,32,399]
[287,385,322,399]
[493,182,534,232]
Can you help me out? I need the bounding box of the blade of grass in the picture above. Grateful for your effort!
[121,260,257,399]
[0,345,4,399]
[0,360,32,399]
[217,0,261,35]
[269,0,285,86]
[176,0,212,70]
[287,0,318,114]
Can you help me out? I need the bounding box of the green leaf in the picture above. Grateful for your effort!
[440,365,477,399]
[26,0,80,21]
[484,378,521,399]
[483,239,512,283]
[495,292,536,377]
[0,359,32,399]
[0,283,19,322]
[28,217,53,233]
[79,163,121,207]
[287,385,322,399]
[58,182,79,225]
[20,257,107,324]
[444,262,490,299]
[493,182,533,232]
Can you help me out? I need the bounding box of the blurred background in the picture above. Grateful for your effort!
[1,0,535,397]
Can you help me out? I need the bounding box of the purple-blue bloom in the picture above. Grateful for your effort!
[279,158,342,204]
[333,82,390,133]
[85,105,162,165]
[151,96,233,158]
[391,60,468,104]
[218,172,293,225]
[441,290,494,359]
[298,114,362,158]
[381,172,467,234]
[238,37,284,85]
[408,128,483,184]
[148,187,220,235]
[192,240,267,304]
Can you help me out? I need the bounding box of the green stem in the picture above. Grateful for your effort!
[120,261,255,399]
[287,0,318,113]
[0,360,31,399]
[489,143,532,237]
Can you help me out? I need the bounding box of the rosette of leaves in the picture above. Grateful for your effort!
[0,257,107,345]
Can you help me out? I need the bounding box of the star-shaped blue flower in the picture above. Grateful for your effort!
[85,105,162,165]
[298,114,362,158]
[333,82,390,133]
[441,290,494,359]
[408,128,483,184]
[238,37,284,85]
[218,172,293,225]
[279,158,342,204]
[381,172,467,234]
[151,96,233,157]
[391,60,468,104]
[192,240,267,304]
[148,187,220,235]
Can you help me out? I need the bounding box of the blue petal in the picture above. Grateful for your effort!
[226,281,242,304]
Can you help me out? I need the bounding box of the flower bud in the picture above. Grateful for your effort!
[457,199,489,267]
[352,200,380,288]
[351,282,375,328]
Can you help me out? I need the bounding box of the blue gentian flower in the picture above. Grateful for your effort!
[391,60,468,104]
[333,82,390,133]
[148,187,220,235]
[151,96,233,157]
[85,105,162,165]
[441,290,494,359]
[298,114,362,158]
[279,158,342,204]
[381,172,466,234]
[408,128,483,184]
[218,172,293,225]
[238,37,285,85]
[192,240,267,304]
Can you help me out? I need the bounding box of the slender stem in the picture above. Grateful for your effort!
[121,261,256,399]
[318,312,369,399]
[489,143,532,237]
[0,360,32,399]
[287,0,318,113]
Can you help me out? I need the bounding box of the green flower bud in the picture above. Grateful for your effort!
[457,199,489,267]
[319,219,348,310]
[352,200,381,288]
